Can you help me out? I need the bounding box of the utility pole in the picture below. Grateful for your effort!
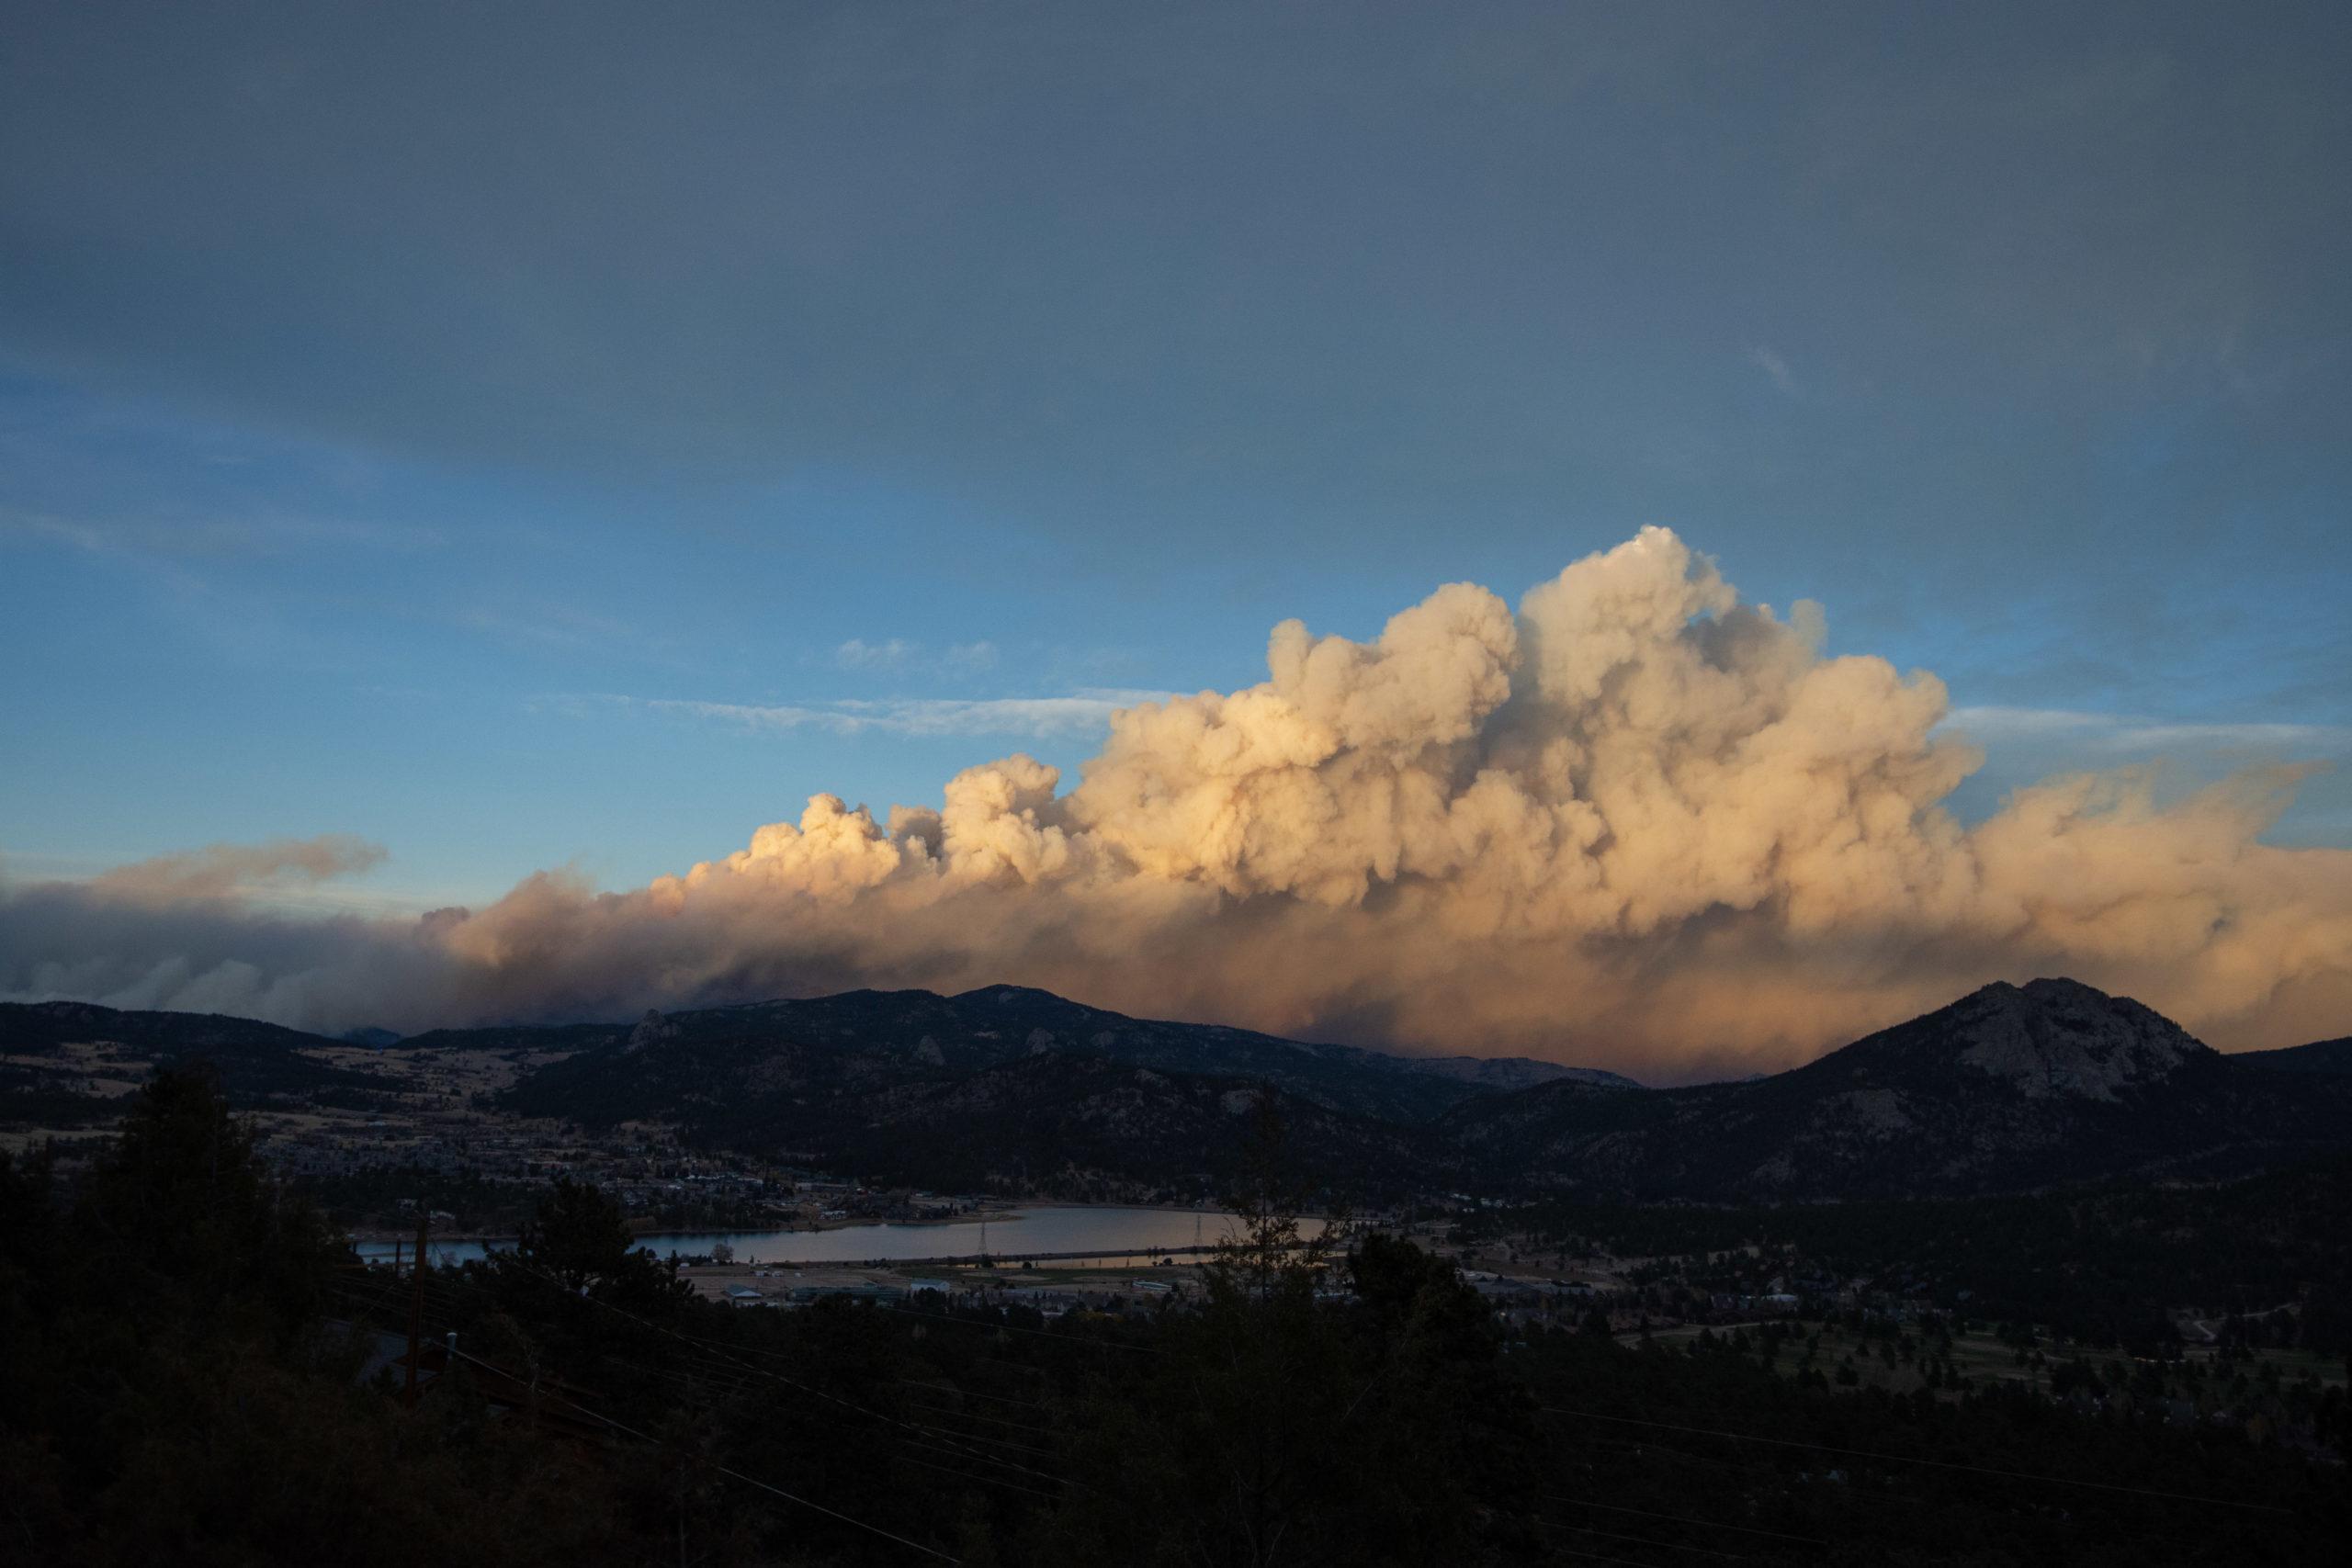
[404,1203,429,1409]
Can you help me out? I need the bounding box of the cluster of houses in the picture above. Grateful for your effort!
[254,1103,998,1235]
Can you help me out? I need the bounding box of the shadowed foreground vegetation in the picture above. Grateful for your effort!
[2,1071,2345,1564]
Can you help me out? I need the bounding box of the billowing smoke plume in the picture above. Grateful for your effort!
[6,529,2347,1075]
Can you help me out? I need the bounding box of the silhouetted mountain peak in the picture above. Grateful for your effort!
[1868,976,2211,1101]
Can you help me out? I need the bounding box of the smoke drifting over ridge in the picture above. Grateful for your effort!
[6,529,2347,1075]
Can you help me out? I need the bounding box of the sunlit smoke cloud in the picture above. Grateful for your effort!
[88,835,388,905]
[6,529,2346,1075]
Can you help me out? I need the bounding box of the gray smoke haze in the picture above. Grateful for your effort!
[5,530,2346,1076]
[87,835,388,905]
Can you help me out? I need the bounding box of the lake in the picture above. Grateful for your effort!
[354,1204,1325,1269]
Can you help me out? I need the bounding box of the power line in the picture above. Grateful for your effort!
[893,1454,1060,1503]
[899,1399,1061,1441]
[604,1353,763,1404]
[1563,1429,1913,1513]
[334,1269,973,1551]
[343,1280,961,1562]
[463,1309,1059,1506]
[1531,1517,1748,1561]
[886,1297,1168,1354]
[1543,1495,1822,1547]
[898,1435,1063,1484]
[475,1354,961,1561]
[902,1418,1064,1461]
[898,1378,1051,1410]
[1535,1542,1685,1568]
[1558,1428,2267,1568]
[491,1256,1076,1490]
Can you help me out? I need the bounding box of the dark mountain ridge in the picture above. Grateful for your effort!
[0,999,394,1112]
[4,980,2346,1202]
[1440,978,2352,1199]
[2235,1034,2352,1077]
[473,983,1635,1130]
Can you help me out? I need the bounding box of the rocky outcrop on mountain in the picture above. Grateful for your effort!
[626,1009,680,1052]
[1936,979,2202,1100]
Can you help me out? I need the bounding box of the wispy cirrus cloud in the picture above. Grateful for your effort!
[833,637,1001,674]
[0,505,443,558]
[944,640,1000,671]
[607,688,1174,739]
[833,637,915,671]
[1746,344,1798,396]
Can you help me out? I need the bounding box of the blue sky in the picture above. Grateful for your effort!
[4,0,2347,916]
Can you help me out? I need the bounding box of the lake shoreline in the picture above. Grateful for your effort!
[347,1198,1234,1248]
[352,1202,1296,1267]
